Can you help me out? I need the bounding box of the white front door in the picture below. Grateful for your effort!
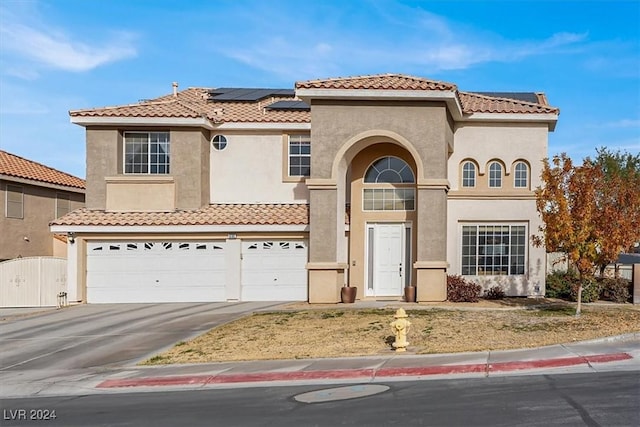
[367,223,408,297]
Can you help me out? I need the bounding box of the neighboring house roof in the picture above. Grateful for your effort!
[51,204,310,227]
[69,73,558,124]
[0,150,86,190]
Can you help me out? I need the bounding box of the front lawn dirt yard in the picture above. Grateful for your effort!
[143,302,640,365]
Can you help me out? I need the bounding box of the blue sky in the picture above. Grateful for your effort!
[0,0,638,179]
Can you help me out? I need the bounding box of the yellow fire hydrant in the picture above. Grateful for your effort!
[390,308,411,352]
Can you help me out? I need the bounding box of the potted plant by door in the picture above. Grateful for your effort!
[341,284,357,303]
[404,284,416,302]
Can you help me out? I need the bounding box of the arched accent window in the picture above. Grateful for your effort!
[514,162,528,188]
[363,156,415,211]
[488,162,502,188]
[364,156,415,183]
[462,161,476,188]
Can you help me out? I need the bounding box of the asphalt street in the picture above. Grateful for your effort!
[0,302,283,396]
[2,371,638,427]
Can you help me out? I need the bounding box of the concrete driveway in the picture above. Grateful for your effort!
[0,302,283,372]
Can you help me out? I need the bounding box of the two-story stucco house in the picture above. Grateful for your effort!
[51,74,559,304]
[1,150,85,261]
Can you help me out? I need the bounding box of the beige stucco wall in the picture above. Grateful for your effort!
[1,180,84,260]
[85,128,120,210]
[448,123,547,191]
[446,123,548,296]
[447,197,546,296]
[85,127,210,211]
[105,177,175,212]
[308,100,451,263]
[209,132,309,203]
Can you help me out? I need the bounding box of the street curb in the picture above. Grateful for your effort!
[96,352,632,389]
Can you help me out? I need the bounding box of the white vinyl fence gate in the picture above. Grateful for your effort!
[0,257,67,307]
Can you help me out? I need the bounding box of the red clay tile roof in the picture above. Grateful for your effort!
[295,73,457,91]
[51,204,310,227]
[0,150,85,189]
[69,74,558,122]
[459,92,559,114]
[70,88,310,124]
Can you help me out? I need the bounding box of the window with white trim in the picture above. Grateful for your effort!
[363,188,415,211]
[211,134,227,151]
[461,224,526,275]
[56,193,70,218]
[288,135,310,177]
[363,156,415,211]
[364,156,415,183]
[462,161,476,188]
[514,162,528,188]
[124,132,170,174]
[488,162,502,188]
[5,184,23,219]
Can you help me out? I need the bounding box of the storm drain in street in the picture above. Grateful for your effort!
[294,384,390,403]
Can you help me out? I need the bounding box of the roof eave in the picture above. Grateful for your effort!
[215,122,311,130]
[462,112,559,131]
[70,116,216,130]
[295,88,464,120]
[50,224,309,233]
[1,174,86,193]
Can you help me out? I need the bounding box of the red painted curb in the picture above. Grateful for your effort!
[488,352,632,373]
[96,352,632,389]
[376,364,487,377]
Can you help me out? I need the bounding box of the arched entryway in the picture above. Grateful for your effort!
[347,144,418,298]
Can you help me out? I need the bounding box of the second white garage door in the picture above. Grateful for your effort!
[86,241,226,303]
[241,240,308,301]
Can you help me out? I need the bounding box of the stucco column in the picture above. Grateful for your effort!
[306,179,347,303]
[415,181,449,301]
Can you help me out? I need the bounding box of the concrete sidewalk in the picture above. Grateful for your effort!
[93,333,640,391]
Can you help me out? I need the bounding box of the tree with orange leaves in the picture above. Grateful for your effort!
[534,149,640,315]
[592,148,640,275]
[533,153,603,315]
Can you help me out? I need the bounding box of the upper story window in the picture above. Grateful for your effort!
[514,162,528,188]
[488,162,503,188]
[288,134,310,177]
[211,134,227,151]
[124,132,170,174]
[56,193,70,218]
[5,184,23,219]
[462,161,476,188]
[364,156,415,183]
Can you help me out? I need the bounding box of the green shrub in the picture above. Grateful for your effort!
[545,271,573,299]
[599,277,631,303]
[545,271,603,303]
[568,276,601,303]
[484,285,506,300]
[447,275,482,302]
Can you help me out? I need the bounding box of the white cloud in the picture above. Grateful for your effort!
[210,2,589,80]
[0,5,137,75]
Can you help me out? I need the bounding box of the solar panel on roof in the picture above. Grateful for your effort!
[474,92,539,104]
[265,100,310,111]
[207,88,295,102]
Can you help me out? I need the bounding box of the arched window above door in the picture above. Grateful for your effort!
[364,156,415,183]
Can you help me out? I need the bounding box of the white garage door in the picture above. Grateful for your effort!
[241,240,308,301]
[86,241,226,303]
